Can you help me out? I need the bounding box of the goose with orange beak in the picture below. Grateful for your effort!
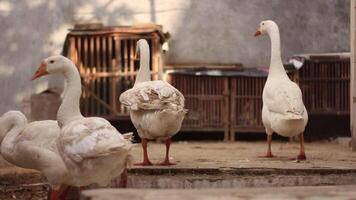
[31,62,48,80]
[254,20,308,161]
[32,55,133,191]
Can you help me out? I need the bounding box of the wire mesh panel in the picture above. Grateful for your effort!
[167,73,230,141]
[298,59,350,115]
[63,25,166,119]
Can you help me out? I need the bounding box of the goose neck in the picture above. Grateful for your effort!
[57,64,83,127]
[268,28,288,78]
[134,44,151,85]
[0,115,26,162]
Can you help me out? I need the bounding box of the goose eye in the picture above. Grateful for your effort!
[262,23,265,25]
[49,60,55,64]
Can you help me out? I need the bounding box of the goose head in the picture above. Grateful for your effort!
[32,55,74,80]
[254,20,278,36]
[135,39,149,59]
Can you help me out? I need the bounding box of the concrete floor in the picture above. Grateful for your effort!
[1,140,356,199]
[130,140,356,169]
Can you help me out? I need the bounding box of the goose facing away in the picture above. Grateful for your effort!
[0,111,74,199]
[119,39,187,166]
[254,20,308,161]
[32,55,133,189]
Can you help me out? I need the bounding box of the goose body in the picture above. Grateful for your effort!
[0,111,71,188]
[57,117,132,186]
[119,39,186,165]
[255,20,308,160]
[120,80,186,140]
[262,78,308,137]
[32,55,132,190]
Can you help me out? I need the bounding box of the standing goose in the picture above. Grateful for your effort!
[254,20,308,161]
[119,39,187,166]
[32,55,132,188]
[0,111,73,200]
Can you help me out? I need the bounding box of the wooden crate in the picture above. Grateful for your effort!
[167,72,230,141]
[230,76,266,139]
[62,24,168,119]
[229,68,297,141]
[298,58,350,115]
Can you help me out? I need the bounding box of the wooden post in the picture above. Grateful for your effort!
[223,78,230,141]
[351,0,356,151]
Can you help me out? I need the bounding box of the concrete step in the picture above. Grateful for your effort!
[80,185,356,200]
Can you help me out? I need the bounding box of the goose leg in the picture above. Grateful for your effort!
[260,133,274,158]
[135,138,152,166]
[118,166,128,188]
[158,138,176,166]
[48,188,60,200]
[296,132,306,161]
[58,186,72,200]
[48,185,68,200]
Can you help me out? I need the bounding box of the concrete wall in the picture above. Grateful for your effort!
[0,0,350,114]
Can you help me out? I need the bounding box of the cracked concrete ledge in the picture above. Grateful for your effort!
[128,167,356,176]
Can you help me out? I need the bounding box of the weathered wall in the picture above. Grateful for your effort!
[0,0,350,114]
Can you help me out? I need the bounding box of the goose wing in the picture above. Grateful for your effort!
[119,80,185,110]
[263,81,305,118]
[59,118,131,163]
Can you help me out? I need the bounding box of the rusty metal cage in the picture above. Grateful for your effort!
[62,23,168,119]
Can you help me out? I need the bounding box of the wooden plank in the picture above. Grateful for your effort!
[90,36,95,115]
[223,77,229,141]
[229,78,236,141]
[109,36,117,114]
[102,36,108,115]
[68,36,77,64]
[152,34,160,80]
[82,85,119,115]
[114,38,124,113]
[130,39,135,86]
[83,36,89,116]
[95,36,102,115]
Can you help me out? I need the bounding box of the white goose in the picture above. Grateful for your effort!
[119,39,187,165]
[32,55,132,188]
[0,111,72,199]
[254,20,308,160]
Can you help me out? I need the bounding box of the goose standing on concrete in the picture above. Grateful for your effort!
[119,39,187,166]
[0,111,72,200]
[254,20,308,161]
[32,55,132,189]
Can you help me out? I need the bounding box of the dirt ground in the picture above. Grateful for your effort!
[0,140,355,199]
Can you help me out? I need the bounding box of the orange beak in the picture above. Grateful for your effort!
[254,30,261,37]
[31,62,48,80]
